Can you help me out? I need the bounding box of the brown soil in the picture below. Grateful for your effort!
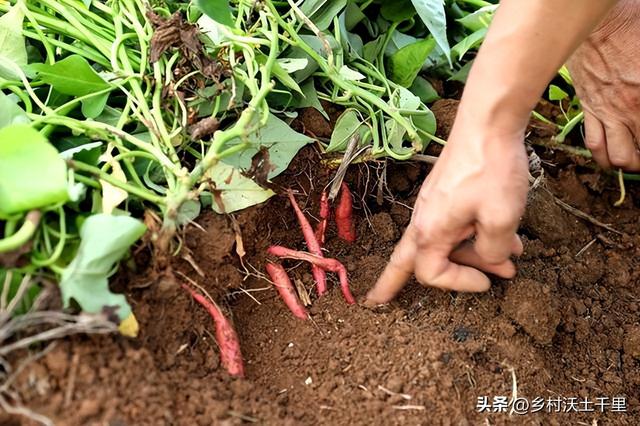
[5,106,640,426]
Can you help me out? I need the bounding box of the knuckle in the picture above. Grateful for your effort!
[584,135,605,150]
[609,154,630,168]
[481,213,515,233]
[412,222,437,246]
[480,248,509,264]
[476,237,510,260]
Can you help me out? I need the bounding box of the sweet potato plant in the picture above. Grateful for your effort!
[0,0,499,339]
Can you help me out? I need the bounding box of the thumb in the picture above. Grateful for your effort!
[364,228,416,306]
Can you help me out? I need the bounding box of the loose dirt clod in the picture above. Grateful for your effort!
[501,279,560,345]
[624,325,640,360]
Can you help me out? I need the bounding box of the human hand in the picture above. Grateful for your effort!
[365,122,529,305]
[568,0,640,171]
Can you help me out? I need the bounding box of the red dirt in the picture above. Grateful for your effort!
[5,106,640,425]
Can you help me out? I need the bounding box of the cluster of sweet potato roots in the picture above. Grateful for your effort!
[266,184,357,318]
[181,184,357,377]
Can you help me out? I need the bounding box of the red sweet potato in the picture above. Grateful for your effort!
[181,284,244,377]
[315,191,329,245]
[267,245,356,305]
[287,190,327,295]
[265,262,309,320]
[335,182,356,243]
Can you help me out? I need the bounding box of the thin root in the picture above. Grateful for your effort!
[0,394,53,426]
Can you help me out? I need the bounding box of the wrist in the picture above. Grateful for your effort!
[451,91,530,143]
[454,58,539,139]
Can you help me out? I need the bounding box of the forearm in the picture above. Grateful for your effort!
[457,0,618,136]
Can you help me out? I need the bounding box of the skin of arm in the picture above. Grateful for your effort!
[364,0,618,305]
[461,0,618,135]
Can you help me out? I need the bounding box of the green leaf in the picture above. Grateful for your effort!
[363,37,384,63]
[257,54,303,95]
[387,37,436,87]
[0,92,30,129]
[386,88,435,151]
[57,137,103,165]
[300,0,348,31]
[338,65,366,81]
[298,80,329,120]
[60,214,146,321]
[449,60,473,83]
[451,28,487,60]
[196,0,234,28]
[338,12,364,60]
[197,13,231,44]
[0,1,28,81]
[222,113,313,179]
[177,200,201,225]
[409,77,440,104]
[558,66,574,86]
[284,34,340,82]
[381,0,416,23]
[30,55,111,97]
[81,92,109,119]
[0,125,68,216]
[456,5,497,32]
[327,109,366,153]
[411,0,451,64]
[344,2,366,30]
[385,119,411,155]
[277,58,309,73]
[549,84,569,101]
[299,0,326,18]
[266,88,294,110]
[94,105,124,127]
[397,87,422,111]
[385,31,418,56]
[206,163,275,214]
[412,110,437,137]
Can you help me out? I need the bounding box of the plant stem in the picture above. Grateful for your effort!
[0,211,41,254]
[68,161,167,206]
[555,111,584,143]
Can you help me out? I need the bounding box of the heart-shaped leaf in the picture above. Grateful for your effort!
[60,214,146,321]
[30,55,111,97]
[0,125,68,216]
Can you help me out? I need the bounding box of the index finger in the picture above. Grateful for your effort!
[364,228,416,306]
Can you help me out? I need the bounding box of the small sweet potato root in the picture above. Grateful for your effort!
[319,190,330,219]
[335,182,356,243]
[265,262,309,320]
[181,284,244,377]
[315,220,327,246]
[315,191,329,245]
[287,190,327,295]
[267,245,356,305]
